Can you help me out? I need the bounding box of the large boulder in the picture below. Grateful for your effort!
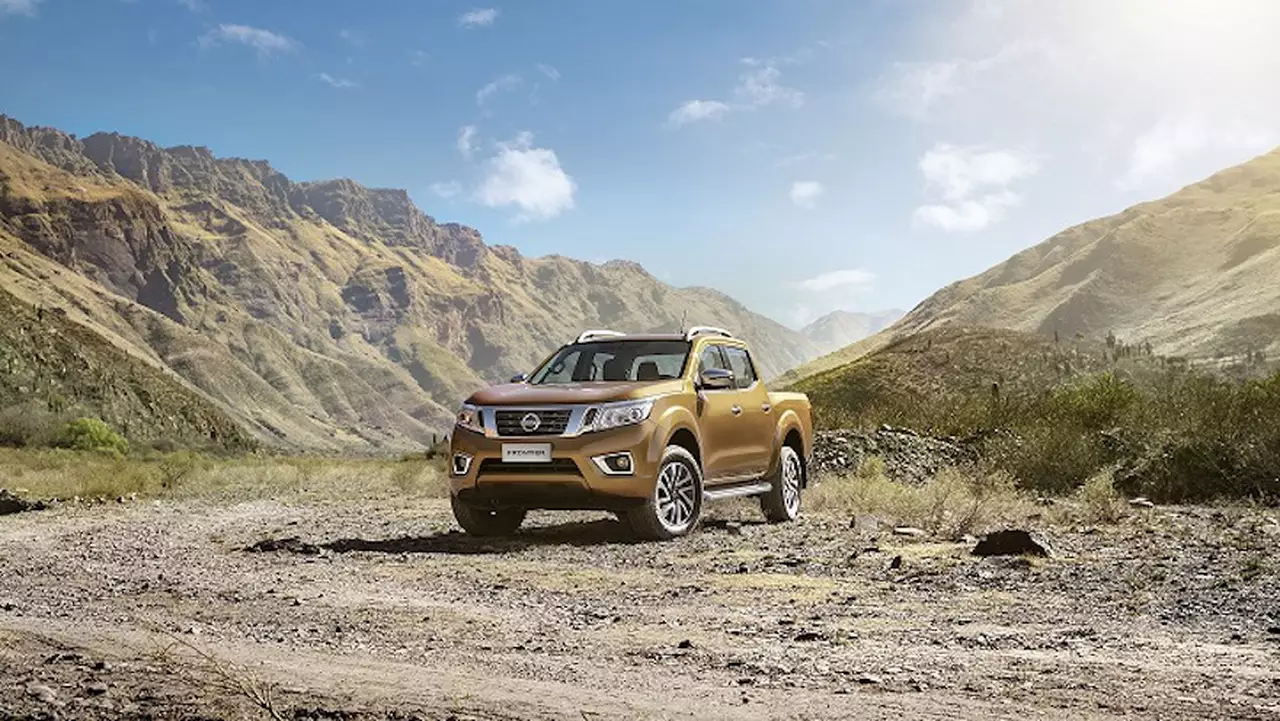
[972,529,1054,558]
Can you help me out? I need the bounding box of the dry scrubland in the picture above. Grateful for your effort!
[3,448,1280,720]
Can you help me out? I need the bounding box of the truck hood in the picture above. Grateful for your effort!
[468,379,684,406]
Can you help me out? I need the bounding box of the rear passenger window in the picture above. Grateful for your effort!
[723,347,757,389]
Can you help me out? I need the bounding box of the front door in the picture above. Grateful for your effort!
[721,345,774,478]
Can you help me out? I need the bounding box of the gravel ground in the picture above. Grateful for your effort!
[1,497,1279,720]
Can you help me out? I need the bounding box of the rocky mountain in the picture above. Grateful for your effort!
[784,146,1280,383]
[0,115,821,451]
[799,309,902,357]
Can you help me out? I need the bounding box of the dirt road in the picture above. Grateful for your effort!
[2,497,1278,719]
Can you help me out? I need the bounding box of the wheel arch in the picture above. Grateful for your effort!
[771,413,808,486]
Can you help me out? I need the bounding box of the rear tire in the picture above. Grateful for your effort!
[451,496,526,537]
[626,446,703,541]
[760,445,802,523]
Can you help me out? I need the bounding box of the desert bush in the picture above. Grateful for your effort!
[1077,469,1125,523]
[0,402,65,448]
[57,417,130,457]
[812,361,1280,503]
[808,460,1029,537]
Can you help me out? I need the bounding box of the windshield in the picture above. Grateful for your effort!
[529,340,691,384]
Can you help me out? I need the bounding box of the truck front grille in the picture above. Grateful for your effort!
[494,409,572,436]
[477,458,582,476]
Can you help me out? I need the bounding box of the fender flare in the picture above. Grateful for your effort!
[768,409,807,482]
[649,403,701,467]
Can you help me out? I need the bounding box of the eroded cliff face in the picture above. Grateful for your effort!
[0,114,821,451]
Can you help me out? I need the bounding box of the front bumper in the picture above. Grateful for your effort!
[449,421,660,511]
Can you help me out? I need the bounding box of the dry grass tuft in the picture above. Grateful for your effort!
[1076,469,1126,524]
[807,457,1033,538]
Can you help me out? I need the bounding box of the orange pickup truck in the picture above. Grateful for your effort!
[447,327,813,540]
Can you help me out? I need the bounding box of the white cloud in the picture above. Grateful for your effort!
[317,73,356,89]
[912,143,1038,232]
[475,132,577,222]
[409,50,428,68]
[797,268,875,293]
[536,63,561,81]
[457,125,477,159]
[734,63,804,109]
[914,191,1020,233]
[776,151,836,167]
[789,181,825,209]
[666,100,730,127]
[429,181,462,199]
[1116,115,1274,191]
[476,73,521,105]
[667,53,807,128]
[338,29,364,47]
[199,24,298,55]
[875,43,1035,120]
[458,8,499,28]
[0,0,40,15]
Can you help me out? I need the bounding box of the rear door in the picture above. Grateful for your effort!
[721,345,774,477]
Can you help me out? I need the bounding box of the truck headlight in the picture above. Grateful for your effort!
[583,398,655,433]
[455,403,484,434]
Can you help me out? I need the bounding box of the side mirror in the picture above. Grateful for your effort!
[509,372,529,383]
[698,367,735,390]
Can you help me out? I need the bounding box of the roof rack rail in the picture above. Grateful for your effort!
[575,329,627,343]
[685,326,733,341]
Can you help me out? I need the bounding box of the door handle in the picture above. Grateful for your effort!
[761,403,771,413]
[730,405,742,416]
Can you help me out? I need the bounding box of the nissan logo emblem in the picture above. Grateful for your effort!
[520,413,541,433]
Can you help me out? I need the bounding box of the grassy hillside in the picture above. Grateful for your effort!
[0,115,822,451]
[0,285,254,452]
[783,146,1280,384]
[789,327,1280,502]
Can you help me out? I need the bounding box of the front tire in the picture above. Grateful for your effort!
[451,496,526,537]
[760,445,802,523]
[626,446,703,541]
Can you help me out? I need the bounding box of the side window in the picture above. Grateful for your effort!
[698,344,730,374]
[723,347,758,389]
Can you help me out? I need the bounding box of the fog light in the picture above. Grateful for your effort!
[591,452,634,476]
[452,452,473,476]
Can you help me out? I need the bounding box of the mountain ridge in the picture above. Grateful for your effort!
[0,114,822,451]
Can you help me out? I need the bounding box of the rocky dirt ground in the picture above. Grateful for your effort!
[2,496,1279,720]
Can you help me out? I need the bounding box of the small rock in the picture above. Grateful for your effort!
[793,631,824,642]
[26,683,56,703]
[893,526,927,538]
[888,555,903,570]
[85,681,108,696]
[1129,497,1156,509]
[972,529,1053,558]
[677,639,694,649]
[850,515,881,533]
[724,522,744,536]
[855,674,883,685]
[1266,626,1280,635]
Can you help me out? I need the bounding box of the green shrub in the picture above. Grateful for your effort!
[58,417,130,457]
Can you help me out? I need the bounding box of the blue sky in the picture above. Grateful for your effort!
[3,0,1278,328]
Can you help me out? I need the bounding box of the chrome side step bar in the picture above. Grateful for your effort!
[703,481,771,502]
